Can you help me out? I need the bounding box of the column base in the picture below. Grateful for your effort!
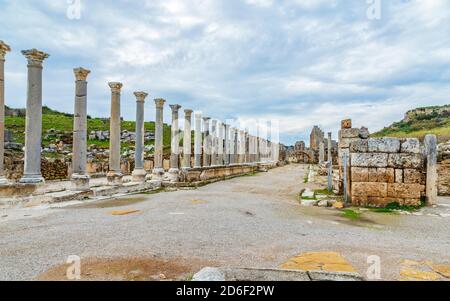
[132,169,147,183]
[19,174,45,184]
[71,174,90,191]
[151,168,165,182]
[163,168,180,183]
[107,171,123,186]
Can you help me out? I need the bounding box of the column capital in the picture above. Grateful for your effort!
[170,104,182,112]
[134,91,148,102]
[21,48,49,67]
[184,109,193,117]
[154,98,166,108]
[73,67,91,81]
[108,82,123,93]
[202,117,211,122]
[0,40,11,60]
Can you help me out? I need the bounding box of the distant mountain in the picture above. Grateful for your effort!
[373,104,450,143]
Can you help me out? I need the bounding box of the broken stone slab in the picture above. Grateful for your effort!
[192,267,226,281]
[302,188,315,198]
[308,270,363,281]
[301,199,318,207]
[193,267,363,281]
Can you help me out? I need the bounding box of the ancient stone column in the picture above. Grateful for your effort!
[0,41,11,185]
[182,109,193,169]
[425,134,438,205]
[167,104,181,182]
[211,120,218,166]
[71,67,91,191]
[217,122,224,165]
[327,132,332,164]
[107,82,123,186]
[194,113,202,168]
[131,91,148,183]
[319,141,325,163]
[19,49,50,184]
[224,124,230,166]
[229,128,236,165]
[202,117,211,167]
[152,98,166,181]
[239,130,245,164]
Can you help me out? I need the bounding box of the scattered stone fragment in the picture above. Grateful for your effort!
[301,199,318,207]
[318,200,328,207]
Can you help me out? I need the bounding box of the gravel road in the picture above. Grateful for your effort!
[0,164,449,280]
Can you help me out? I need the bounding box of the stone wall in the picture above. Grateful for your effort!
[437,141,450,195]
[350,137,426,207]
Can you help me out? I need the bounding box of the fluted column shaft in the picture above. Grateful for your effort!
[183,110,193,169]
[0,41,11,185]
[131,92,148,182]
[229,128,236,165]
[211,120,218,166]
[20,49,49,184]
[327,132,332,164]
[71,68,91,190]
[153,99,166,179]
[169,105,181,171]
[194,113,202,168]
[218,122,224,165]
[107,82,123,185]
[202,118,211,167]
[224,124,230,166]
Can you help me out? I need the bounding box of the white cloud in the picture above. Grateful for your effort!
[1,0,449,145]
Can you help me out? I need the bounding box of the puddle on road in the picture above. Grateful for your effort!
[69,196,148,209]
[38,256,214,281]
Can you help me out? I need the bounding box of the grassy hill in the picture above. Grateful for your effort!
[5,106,172,151]
[373,104,450,142]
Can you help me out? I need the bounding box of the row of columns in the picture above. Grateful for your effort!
[0,43,281,190]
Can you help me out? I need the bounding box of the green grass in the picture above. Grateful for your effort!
[314,188,334,196]
[342,209,361,221]
[5,110,174,152]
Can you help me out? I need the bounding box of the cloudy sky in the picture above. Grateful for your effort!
[1,0,450,145]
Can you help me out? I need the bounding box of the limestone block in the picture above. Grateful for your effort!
[349,139,368,153]
[351,167,369,182]
[339,138,360,149]
[388,153,424,169]
[340,128,360,139]
[368,168,394,183]
[352,196,368,206]
[368,138,401,153]
[402,198,422,206]
[341,119,352,129]
[403,169,424,184]
[395,169,403,183]
[401,138,421,154]
[351,153,388,168]
[387,183,423,199]
[368,197,399,207]
[352,182,387,197]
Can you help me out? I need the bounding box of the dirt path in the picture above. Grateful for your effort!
[0,164,449,281]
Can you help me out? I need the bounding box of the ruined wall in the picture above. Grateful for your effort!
[350,138,426,207]
[437,141,450,195]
